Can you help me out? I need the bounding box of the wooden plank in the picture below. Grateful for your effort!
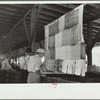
[38,19,51,25]
[83,29,98,35]
[11,40,23,44]
[57,4,78,9]
[0,13,19,21]
[84,14,100,24]
[0,5,37,54]
[0,7,32,43]
[0,9,20,16]
[0,5,26,12]
[26,15,52,25]
[91,22,100,27]
[43,4,68,14]
[40,9,60,18]
[91,26,100,31]
[23,18,31,45]
[40,13,57,20]
[0,17,17,23]
[83,5,100,23]
[39,17,51,22]
[0,6,26,14]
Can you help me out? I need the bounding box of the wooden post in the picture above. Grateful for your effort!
[30,5,42,53]
[31,6,36,37]
[31,31,36,54]
[23,18,31,47]
[31,7,37,53]
[87,22,92,68]
[39,41,42,48]
[7,31,13,54]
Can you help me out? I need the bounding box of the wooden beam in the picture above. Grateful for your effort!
[31,6,36,37]
[22,15,51,27]
[0,10,31,43]
[84,15,100,24]
[30,5,42,45]
[0,9,20,16]
[57,4,78,9]
[83,6,100,23]
[40,13,57,20]
[11,40,23,44]
[23,47,26,56]
[0,17,17,23]
[0,5,26,12]
[36,36,44,43]
[30,6,36,53]
[43,4,67,14]
[91,22,100,27]
[0,5,36,44]
[40,9,60,18]
[38,19,51,25]
[39,17,51,23]
[86,4,100,14]
[27,13,55,22]
[0,13,19,21]
[83,29,98,35]
[91,26,100,31]
[0,6,26,16]
[23,18,31,45]
[90,29,100,50]
[39,41,42,48]
[7,31,13,54]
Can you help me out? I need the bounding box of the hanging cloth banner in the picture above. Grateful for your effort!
[74,4,84,43]
[65,4,84,43]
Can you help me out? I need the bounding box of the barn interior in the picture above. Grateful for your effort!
[0,4,100,83]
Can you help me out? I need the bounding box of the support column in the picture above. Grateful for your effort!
[31,31,36,54]
[31,7,37,53]
[39,41,42,48]
[87,22,92,70]
[87,49,92,66]
[30,5,42,53]
[23,18,31,47]
[7,31,13,54]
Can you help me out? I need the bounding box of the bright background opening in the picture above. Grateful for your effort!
[92,46,100,66]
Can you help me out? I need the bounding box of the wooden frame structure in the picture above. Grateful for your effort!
[0,4,100,67]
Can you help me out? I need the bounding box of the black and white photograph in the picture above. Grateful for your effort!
[0,1,100,99]
[0,3,99,84]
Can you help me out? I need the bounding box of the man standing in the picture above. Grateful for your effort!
[19,47,33,83]
[27,48,45,83]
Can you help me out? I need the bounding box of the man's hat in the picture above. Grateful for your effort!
[36,48,45,53]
